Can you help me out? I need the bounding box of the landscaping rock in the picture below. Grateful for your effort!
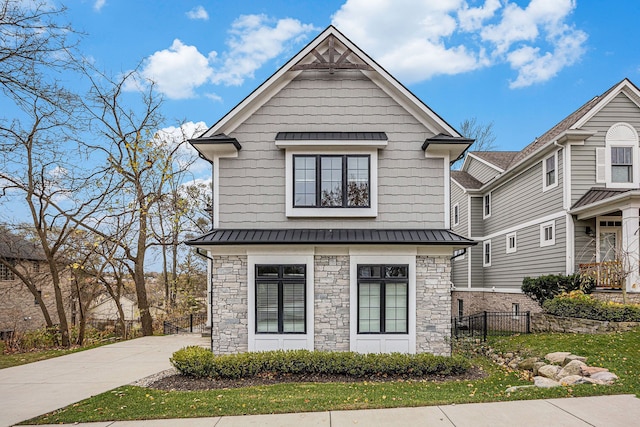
[537,364,561,380]
[508,360,520,370]
[534,376,561,388]
[533,362,546,375]
[581,366,609,376]
[506,385,535,393]
[590,371,618,384]
[545,352,571,364]
[517,357,539,371]
[558,360,587,378]
[562,354,587,366]
[559,375,591,386]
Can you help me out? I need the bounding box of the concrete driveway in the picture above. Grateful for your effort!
[0,334,206,427]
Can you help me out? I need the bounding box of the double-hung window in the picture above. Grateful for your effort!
[453,203,459,226]
[543,152,558,191]
[611,146,633,183]
[294,155,370,208]
[357,264,408,334]
[255,265,306,334]
[483,193,491,218]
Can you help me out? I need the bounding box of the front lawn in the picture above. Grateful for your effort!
[22,328,640,424]
[0,341,106,370]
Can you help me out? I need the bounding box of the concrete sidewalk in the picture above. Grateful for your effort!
[0,334,206,427]
[18,394,640,426]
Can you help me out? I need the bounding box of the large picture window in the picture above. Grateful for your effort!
[255,264,306,334]
[357,264,408,334]
[294,155,370,208]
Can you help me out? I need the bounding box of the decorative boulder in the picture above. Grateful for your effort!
[559,375,591,386]
[558,360,588,378]
[545,352,571,364]
[537,364,561,380]
[581,366,609,376]
[533,362,546,375]
[534,376,561,388]
[562,354,587,366]
[517,357,539,371]
[590,371,618,385]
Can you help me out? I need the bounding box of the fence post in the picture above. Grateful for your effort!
[190,314,194,332]
[483,311,488,341]
[526,311,530,334]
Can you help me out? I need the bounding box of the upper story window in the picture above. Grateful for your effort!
[453,203,459,226]
[598,122,639,188]
[542,151,558,191]
[483,240,491,267]
[294,155,370,208]
[0,263,15,281]
[483,193,491,219]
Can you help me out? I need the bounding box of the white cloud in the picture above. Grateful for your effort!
[155,122,211,174]
[331,0,587,88]
[211,15,316,86]
[186,6,209,21]
[93,0,106,12]
[139,39,214,100]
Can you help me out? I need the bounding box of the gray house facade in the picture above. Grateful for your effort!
[451,79,640,317]
[187,26,474,356]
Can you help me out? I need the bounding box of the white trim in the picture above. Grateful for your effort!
[467,195,472,288]
[444,153,451,229]
[604,122,639,188]
[566,212,575,274]
[571,80,640,129]
[465,152,505,173]
[453,203,459,227]
[247,253,315,352]
[471,210,566,241]
[483,240,492,267]
[285,148,378,218]
[542,150,559,192]
[563,144,571,210]
[540,220,556,247]
[349,254,416,354]
[483,192,491,219]
[212,159,220,229]
[505,232,517,254]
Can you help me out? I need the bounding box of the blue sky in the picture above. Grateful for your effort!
[64,0,640,160]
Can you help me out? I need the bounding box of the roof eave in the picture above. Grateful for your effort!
[570,190,640,220]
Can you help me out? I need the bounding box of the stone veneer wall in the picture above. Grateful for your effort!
[592,291,640,305]
[451,291,542,318]
[531,313,640,333]
[211,255,248,354]
[314,255,350,351]
[416,256,451,356]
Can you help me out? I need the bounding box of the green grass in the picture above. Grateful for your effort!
[0,340,114,370]
[22,328,640,424]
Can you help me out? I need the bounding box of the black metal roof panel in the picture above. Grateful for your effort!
[188,133,242,150]
[186,228,476,246]
[275,132,387,141]
[571,187,631,210]
[421,133,474,151]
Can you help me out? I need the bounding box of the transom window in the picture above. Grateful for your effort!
[357,264,408,334]
[294,155,370,208]
[255,265,306,334]
[611,146,633,183]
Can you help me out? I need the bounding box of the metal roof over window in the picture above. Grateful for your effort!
[275,132,387,141]
[186,228,476,246]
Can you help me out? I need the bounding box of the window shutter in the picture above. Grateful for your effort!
[596,147,606,183]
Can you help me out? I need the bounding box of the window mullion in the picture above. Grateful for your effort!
[380,281,386,334]
[342,156,348,207]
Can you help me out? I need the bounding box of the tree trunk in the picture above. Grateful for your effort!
[135,206,153,336]
[50,265,71,347]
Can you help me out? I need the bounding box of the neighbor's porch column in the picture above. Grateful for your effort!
[621,205,640,292]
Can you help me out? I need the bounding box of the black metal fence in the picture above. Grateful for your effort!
[163,312,207,335]
[452,311,530,341]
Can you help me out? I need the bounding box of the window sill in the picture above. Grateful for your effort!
[286,206,377,218]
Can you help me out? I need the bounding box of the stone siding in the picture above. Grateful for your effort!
[314,255,350,351]
[532,313,640,334]
[592,291,640,305]
[211,255,248,354]
[451,291,541,318]
[416,256,452,356]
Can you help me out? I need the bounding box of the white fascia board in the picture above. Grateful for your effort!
[572,190,640,220]
[572,79,640,130]
[451,177,468,193]
[466,152,504,173]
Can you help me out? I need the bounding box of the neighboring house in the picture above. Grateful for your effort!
[450,78,640,317]
[186,26,474,356]
[0,231,67,336]
[88,294,138,322]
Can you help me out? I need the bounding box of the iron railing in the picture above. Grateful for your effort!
[163,312,207,335]
[452,311,530,341]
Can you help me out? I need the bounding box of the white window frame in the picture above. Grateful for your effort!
[540,220,556,247]
[453,249,465,261]
[512,303,520,319]
[506,232,517,254]
[453,203,459,226]
[483,240,492,267]
[285,148,378,218]
[483,192,491,219]
[542,151,558,191]
[604,122,639,189]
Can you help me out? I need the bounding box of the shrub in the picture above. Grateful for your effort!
[543,291,640,322]
[170,347,471,380]
[522,273,595,306]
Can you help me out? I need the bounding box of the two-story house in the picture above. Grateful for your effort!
[186,26,475,356]
[451,78,640,317]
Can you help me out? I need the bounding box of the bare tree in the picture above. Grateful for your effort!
[452,117,498,170]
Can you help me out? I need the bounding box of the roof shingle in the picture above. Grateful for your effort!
[451,171,483,189]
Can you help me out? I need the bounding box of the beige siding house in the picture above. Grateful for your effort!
[187,26,474,356]
[451,79,640,316]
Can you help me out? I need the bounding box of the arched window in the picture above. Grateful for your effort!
[598,122,639,187]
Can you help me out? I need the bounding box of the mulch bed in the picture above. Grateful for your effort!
[148,367,487,391]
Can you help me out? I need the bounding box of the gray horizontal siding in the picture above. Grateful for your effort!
[574,218,596,269]
[572,93,640,205]
[466,157,500,184]
[484,149,564,236]
[482,219,566,289]
[218,70,445,229]
[470,196,483,237]
[469,245,484,288]
[451,253,468,288]
[450,184,468,236]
